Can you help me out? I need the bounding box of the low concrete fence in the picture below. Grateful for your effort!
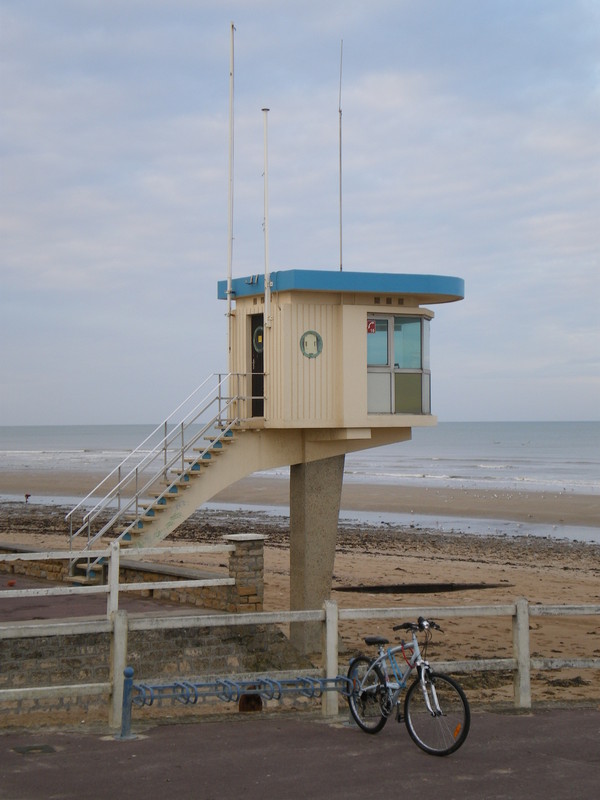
[1,595,599,729]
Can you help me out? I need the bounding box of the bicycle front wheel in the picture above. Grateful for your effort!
[347,656,388,734]
[404,671,470,756]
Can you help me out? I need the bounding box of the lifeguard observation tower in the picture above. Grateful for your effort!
[67,63,465,652]
[217,267,464,648]
[67,267,463,652]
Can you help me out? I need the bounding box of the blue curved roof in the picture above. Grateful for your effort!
[218,269,464,304]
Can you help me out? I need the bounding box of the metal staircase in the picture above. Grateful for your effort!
[66,373,252,572]
[65,369,381,580]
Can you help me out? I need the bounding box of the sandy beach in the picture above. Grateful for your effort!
[1,469,599,706]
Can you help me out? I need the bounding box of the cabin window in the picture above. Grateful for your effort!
[367,318,389,365]
[367,315,431,414]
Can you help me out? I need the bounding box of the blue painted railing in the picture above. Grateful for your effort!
[117,667,352,740]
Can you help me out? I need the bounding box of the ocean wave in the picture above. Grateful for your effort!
[2,422,598,495]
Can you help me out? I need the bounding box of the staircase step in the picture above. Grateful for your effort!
[73,556,106,568]
[151,492,178,501]
[71,558,106,581]
[215,427,235,437]
[193,449,222,458]
[65,574,103,586]
[139,504,167,514]
[159,481,189,491]
[182,458,212,468]
[123,509,157,521]
[172,467,203,477]
[187,461,210,471]
[114,527,135,537]
[120,519,145,530]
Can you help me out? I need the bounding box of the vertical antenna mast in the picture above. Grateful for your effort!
[338,39,343,272]
[226,23,235,354]
[262,108,272,327]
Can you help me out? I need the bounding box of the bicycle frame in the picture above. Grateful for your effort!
[357,630,440,717]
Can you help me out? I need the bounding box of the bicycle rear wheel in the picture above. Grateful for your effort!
[404,671,470,756]
[347,656,387,734]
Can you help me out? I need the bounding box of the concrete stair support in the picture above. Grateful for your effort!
[122,426,412,549]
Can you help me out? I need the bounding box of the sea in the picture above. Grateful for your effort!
[0,421,598,543]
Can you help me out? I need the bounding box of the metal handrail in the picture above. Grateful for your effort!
[65,372,251,557]
[66,373,222,523]
[83,373,244,522]
[85,408,238,553]
[88,402,230,534]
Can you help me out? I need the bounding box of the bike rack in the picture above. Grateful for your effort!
[117,667,353,739]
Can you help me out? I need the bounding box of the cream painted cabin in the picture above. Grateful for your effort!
[218,269,464,437]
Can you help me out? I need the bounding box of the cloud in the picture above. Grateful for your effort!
[1,1,599,423]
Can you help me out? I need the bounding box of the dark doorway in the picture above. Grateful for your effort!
[250,314,264,417]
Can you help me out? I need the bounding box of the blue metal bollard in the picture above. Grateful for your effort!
[116,666,136,740]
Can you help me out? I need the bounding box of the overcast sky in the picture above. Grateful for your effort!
[2,1,599,425]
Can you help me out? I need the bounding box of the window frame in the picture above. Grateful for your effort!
[367,313,431,414]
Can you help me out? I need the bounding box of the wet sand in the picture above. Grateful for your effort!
[1,469,598,527]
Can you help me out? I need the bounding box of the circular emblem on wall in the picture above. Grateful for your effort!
[299,330,323,359]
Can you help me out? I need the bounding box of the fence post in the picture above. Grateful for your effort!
[107,540,120,616]
[512,597,531,709]
[322,600,339,717]
[109,609,128,729]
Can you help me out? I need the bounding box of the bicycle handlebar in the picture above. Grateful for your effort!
[393,617,443,633]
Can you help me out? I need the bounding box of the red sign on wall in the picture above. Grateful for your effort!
[367,320,376,334]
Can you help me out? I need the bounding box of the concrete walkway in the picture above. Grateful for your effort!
[1,707,598,800]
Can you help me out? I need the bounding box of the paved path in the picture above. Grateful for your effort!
[1,707,598,800]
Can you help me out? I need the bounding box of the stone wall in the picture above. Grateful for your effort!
[0,622,315,724]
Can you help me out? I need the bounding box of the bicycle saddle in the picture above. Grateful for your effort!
[364,636,389,646]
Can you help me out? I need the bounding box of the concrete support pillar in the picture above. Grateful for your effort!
[289,454,345,654]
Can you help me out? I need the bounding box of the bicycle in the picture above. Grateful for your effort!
[347,616,470,756]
